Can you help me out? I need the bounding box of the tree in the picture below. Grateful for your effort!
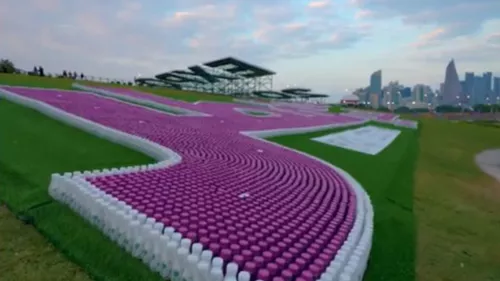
[377,106,390,112]
[0,59,16,73]
[394,106,411,113]
[473,104,492,113]
[413,107,430,113]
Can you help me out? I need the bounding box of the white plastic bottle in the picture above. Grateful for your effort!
[194,250,213,281]
[238,271,251,281]
[115,210,127,246]
[162,233,182,278]
[183,254,199,281]
[146,229,162,269]
[199,250,213,267]
[191,243,203,258]
[197,261,211,281]
[211,257,223,271]
[210,267,224,281]
[140,223,155,262]
[153,233,170,272]
[174,247,190,281]
[170,237,191,281]
[164,227,175,238]
[224,263,238,281]
[129,220,142,257]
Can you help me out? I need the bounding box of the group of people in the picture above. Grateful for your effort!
[31,66,45,76]
[31,65,85,80]
[61,70,85,80]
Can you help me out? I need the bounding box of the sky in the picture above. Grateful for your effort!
[1,0,500,100]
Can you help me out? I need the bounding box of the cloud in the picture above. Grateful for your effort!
[411,27,448,48]
[116,2,142,21]
[32,0,61,11]
[407,31,500,69]
[487,33,500,46]
[354,9,372,20]
[0,0,369,79]
[352,0,500,39]
[308,1,330,9]
[2,0,498,93]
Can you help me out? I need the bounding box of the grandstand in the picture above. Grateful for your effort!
[152,57,275,96]
[280,88,329,102]
[135,57,330,101]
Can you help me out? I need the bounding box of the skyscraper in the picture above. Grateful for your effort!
[473,76,484,105]
[369,70,382,106]
[460,81,466,94]
[412,84,432,103]
[370,70,382,104]
[483,72,492,98]
[401,87,412,98]
[442,59,462,105]
[465,72,474,96]
[493,77,500,99]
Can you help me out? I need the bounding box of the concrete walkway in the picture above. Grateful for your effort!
[475,149,500,182]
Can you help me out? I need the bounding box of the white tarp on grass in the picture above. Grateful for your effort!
[312,125,401,155]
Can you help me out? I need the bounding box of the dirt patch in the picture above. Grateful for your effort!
[0,205,91,281]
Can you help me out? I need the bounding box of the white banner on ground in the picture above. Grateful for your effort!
[311,125,401,155]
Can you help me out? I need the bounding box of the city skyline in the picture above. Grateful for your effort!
[444,61,500,106]
[351,58,500,108]
[1,0,500,100]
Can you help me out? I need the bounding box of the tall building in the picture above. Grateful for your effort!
[412,84,432,103]
[483,72,492,98]
[460,81,466,94]
[473,76,484,105]
[353,87,369,102]
[401,87,412,98]
[383,81,403,105]
[435,89,443,105]
[464,72,475,96]
[370,93,379,109]
[369,70,382,106]
[442,59,462,105]
[494,77,500,99]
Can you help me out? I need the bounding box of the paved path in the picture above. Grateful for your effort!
[475,149,500,182]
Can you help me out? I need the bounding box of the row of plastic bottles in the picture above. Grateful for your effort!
[48,166,373,281]
[74,83,210,117]
[49,174,255,281]
[324,169,374,281]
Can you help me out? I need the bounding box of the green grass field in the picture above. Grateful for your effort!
[413,119,500,281]
[245,110,272,116]
[328,105,344,113]
[1,74,500,281]
[0,100,163,281]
